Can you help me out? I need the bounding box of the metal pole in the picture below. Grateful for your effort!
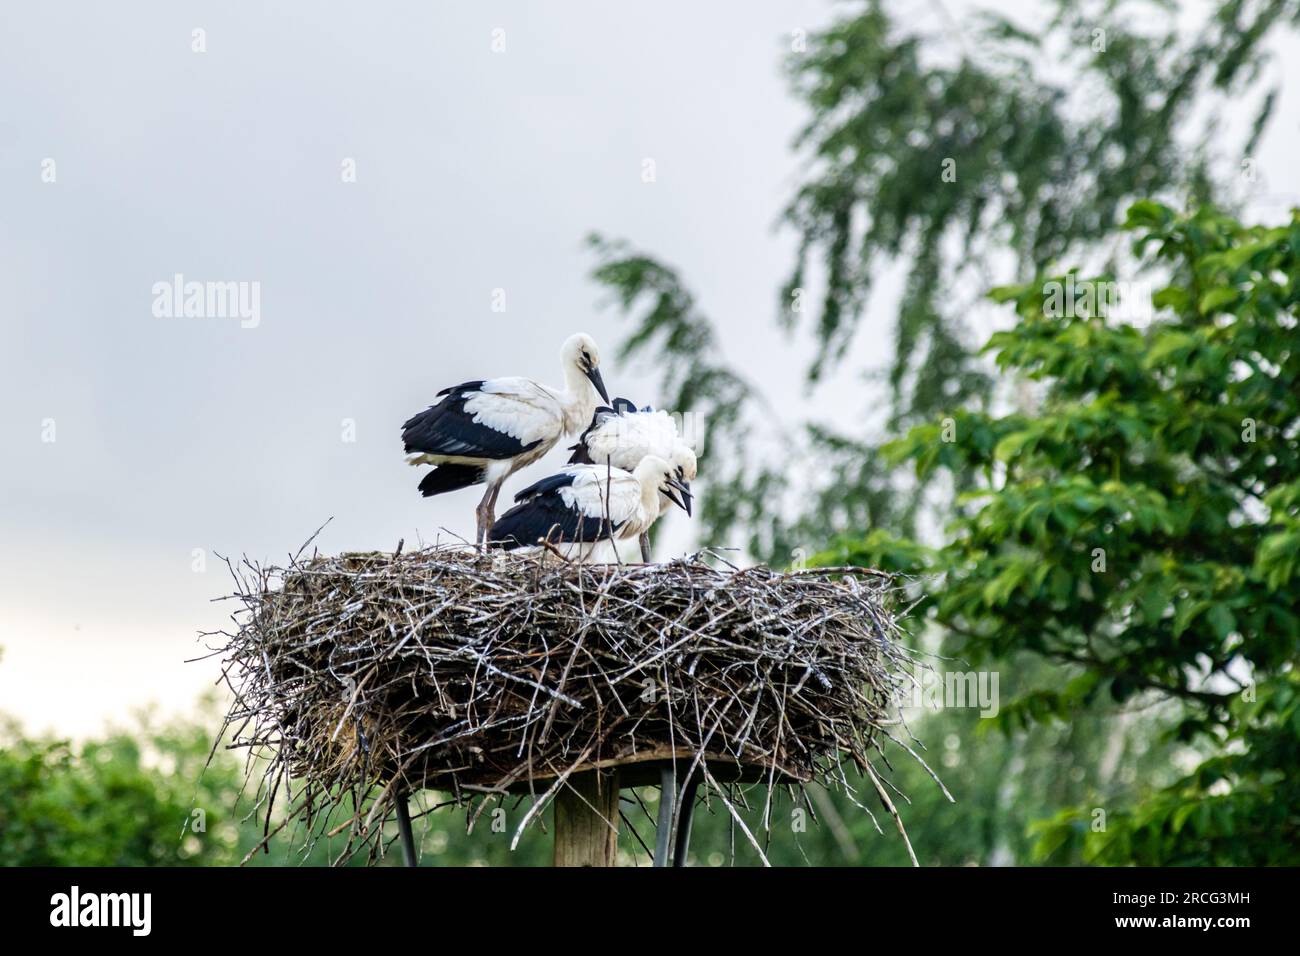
[672,774,701,867]
[394,789,417,867]
[653,764,676,867]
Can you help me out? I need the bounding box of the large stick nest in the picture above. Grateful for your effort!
[212,543,939,865]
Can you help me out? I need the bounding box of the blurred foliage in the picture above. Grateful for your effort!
[0,704,246,866]
[1031,672,1300,864]
[850,204,1300,863]
[782,0,1282,390]
[0,698,560,867]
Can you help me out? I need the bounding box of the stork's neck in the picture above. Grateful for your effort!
[638,472,662,522]
[558,362,598,434]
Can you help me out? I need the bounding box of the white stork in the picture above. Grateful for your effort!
[567,397,697,560]
[487,455,689,563]
[401,332,610,545]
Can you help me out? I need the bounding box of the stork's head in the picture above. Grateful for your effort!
[635,455,690,515]
[669,444,696,516]
[561,333,609,404]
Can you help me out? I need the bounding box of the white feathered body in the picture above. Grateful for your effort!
[570,406,695,513]
[580,407,680,469]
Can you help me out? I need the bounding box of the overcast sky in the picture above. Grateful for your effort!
[3,1,1298,737]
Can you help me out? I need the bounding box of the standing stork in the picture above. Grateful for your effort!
[487,456,689,562]
[567,398,697,560]
[401,333,610,546]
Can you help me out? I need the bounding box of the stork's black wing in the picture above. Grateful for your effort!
[565,407,611,465]
[402,381,543,461]
[610,396,641,415]
[512,470,581,503]
[488,472,622,549]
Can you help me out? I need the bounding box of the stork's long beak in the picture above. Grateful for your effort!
[663,475,692,516]
[586,366,610,404]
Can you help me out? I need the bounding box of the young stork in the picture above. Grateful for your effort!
[487,456,689,563]
[401,333,610,546]
[567,398,697,560]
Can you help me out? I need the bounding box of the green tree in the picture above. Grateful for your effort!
[860,203,1300,863]
[0,700,561,866]
[0,706,244,866]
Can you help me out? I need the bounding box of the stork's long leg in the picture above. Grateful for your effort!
[475,480,502,548]
[474,489,488,548]
[672,774,701,866]
[639,532,652,563]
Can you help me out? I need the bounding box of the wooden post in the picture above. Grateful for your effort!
[553,769,620,867]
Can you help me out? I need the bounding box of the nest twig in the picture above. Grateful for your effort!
[210,541,937,865]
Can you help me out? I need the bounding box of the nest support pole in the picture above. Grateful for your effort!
[395,764,710,868]
[653,766,676,866]
[672,773,701,867]
[555,764,699,867]
[394,788,417,867]
[553,768,621,866]
[652,764,702,867]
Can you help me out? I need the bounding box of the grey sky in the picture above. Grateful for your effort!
[3,1,1298,736]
